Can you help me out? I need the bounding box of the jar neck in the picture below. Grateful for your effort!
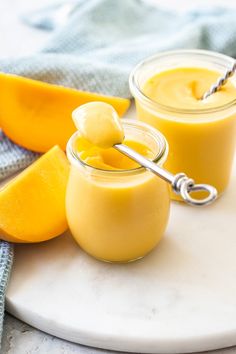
[66,119,168,177]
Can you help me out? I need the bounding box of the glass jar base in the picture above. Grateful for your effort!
[79,247,156,264]
[94,255,145,264]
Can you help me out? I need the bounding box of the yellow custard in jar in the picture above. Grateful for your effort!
[143,67,236,109]
[130,50,236,200]
[74,136,153,170]
[66,115,170,263]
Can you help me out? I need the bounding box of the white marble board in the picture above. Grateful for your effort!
[5,156,236,353]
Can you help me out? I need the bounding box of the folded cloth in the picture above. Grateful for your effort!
[0,241,13,342]
[1,1,236,98]
[1,0,236,344]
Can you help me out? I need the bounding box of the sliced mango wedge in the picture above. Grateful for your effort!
[0,146,69,243]
[0,72,130,152]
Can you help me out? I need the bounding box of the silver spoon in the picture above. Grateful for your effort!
[202,61,236,100]
[114,143,217,206]
[72,103,217,207]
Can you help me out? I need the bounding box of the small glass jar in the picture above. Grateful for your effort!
[66,120,169,263]
[130,49,236,200]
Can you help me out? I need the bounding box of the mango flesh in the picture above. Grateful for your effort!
[0,146,69,243]
[0,72,130,152]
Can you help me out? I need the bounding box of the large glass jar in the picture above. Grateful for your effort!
[130,50,236,200]
[66,120,170,263]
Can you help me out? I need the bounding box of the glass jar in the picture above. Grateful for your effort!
[130,49,236,200]
[66,120,169,263]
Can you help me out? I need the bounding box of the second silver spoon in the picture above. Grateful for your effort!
[202,61,236,100]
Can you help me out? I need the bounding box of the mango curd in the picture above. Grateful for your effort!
[66,117,170,262]
[72,102,124,149]
[143,68,236,109]
[130,50,236,200]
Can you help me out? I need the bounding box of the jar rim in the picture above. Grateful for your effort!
[66,119,168,176]
[129,49,236,116]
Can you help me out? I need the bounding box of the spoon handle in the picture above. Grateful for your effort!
[114,143,217,206]
[202,61,236,100]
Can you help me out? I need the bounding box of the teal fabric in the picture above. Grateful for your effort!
[0,0,236,344]
[0,242,13,341]
[1,1,236,98]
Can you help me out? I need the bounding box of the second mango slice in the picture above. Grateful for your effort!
[0,73,130,152]
[0,146,69,243]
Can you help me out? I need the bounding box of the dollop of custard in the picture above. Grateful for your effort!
[72,102,124,149]
[143,67,236,110]
[72,102,153,170]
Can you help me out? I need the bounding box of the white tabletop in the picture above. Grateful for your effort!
[1,0,236,353]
